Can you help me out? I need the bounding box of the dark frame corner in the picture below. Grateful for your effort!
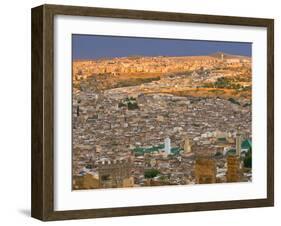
[31,4,274,221]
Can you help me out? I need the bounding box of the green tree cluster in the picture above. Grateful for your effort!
[118,97,139,110]
[144,169,160,179]
[243,148,252,168]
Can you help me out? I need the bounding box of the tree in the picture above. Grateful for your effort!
[118,97,139,110]
[228,97,240,105]
[127,101,139,110]
[144,169,160,179]
[214,151,223,157]
[243,148,252,168]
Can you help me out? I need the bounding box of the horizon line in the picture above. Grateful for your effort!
[72,52,251,62]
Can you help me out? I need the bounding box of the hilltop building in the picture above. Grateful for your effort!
[221,53,224,61]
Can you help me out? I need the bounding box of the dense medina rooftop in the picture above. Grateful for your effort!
[72,53,252,190]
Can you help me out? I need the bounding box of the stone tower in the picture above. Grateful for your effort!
[195,158,217,184]
[226,155,241,182]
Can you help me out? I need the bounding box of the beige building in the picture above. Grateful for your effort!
[97,158,133,188]
[73,172,100,190]
[183,136,192,153]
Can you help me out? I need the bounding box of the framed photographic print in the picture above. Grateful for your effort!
[31,4,274,221]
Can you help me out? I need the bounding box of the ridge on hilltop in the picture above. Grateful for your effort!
[72,53,252,99]
[210,52,251,59]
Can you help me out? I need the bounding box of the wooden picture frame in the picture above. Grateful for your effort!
[31,4,274,221]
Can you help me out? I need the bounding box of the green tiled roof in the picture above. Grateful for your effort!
[226,139,252,156]
[241,139,252,150]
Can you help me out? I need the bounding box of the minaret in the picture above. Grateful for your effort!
[236,130,242,157]
[184,136,192,153]
[164,137,171,154]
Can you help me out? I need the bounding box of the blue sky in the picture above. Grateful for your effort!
[72,34,252,60]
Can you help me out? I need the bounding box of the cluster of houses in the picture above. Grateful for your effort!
[72,53,252,190]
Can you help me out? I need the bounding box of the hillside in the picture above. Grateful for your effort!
[73,53,251,100]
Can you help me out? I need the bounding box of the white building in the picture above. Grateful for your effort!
[164,137,171,154]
